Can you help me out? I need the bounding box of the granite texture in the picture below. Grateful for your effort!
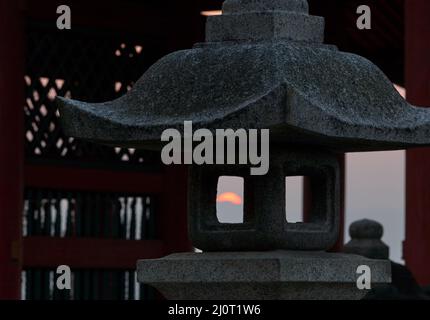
[137,251,392,300]
[206,12,325,42]
[207,0,323,42]
[57,0,430,153]
[58,0,396,299]
[57,39,430,152]
[344,219,389,260]
[222,0,310,14]
[189,147,340,251]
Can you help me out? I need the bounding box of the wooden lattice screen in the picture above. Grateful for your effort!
[21,18,190,300]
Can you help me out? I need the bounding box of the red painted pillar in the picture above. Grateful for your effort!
[404,0,430,286]
[0,0,25,299]
[157,166,192,255]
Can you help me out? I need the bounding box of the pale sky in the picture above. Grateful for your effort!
[345,151,405,263]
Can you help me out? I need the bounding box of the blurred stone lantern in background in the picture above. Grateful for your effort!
[58,0,430,299]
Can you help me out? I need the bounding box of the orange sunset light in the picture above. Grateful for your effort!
[216,192,242,205]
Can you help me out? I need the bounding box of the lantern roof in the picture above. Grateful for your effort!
[57,0,430,152]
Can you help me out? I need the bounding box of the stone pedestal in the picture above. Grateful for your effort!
[137,251,391,300]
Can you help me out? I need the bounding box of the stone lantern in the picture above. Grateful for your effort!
[57,0,430,299]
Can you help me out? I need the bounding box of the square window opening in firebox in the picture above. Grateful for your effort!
[285,176,309,223]
[216,176,244,224]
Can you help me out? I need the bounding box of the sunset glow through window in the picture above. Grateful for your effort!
[216,192,242,205]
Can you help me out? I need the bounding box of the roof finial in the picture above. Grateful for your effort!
[222,0,309,14]
[344,219,389,260]
[206,0,324,42]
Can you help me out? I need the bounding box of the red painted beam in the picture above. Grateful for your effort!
[0,0,25,299]
[25,164,164,194]
[405,0,430,285]
[22,237,164,269]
